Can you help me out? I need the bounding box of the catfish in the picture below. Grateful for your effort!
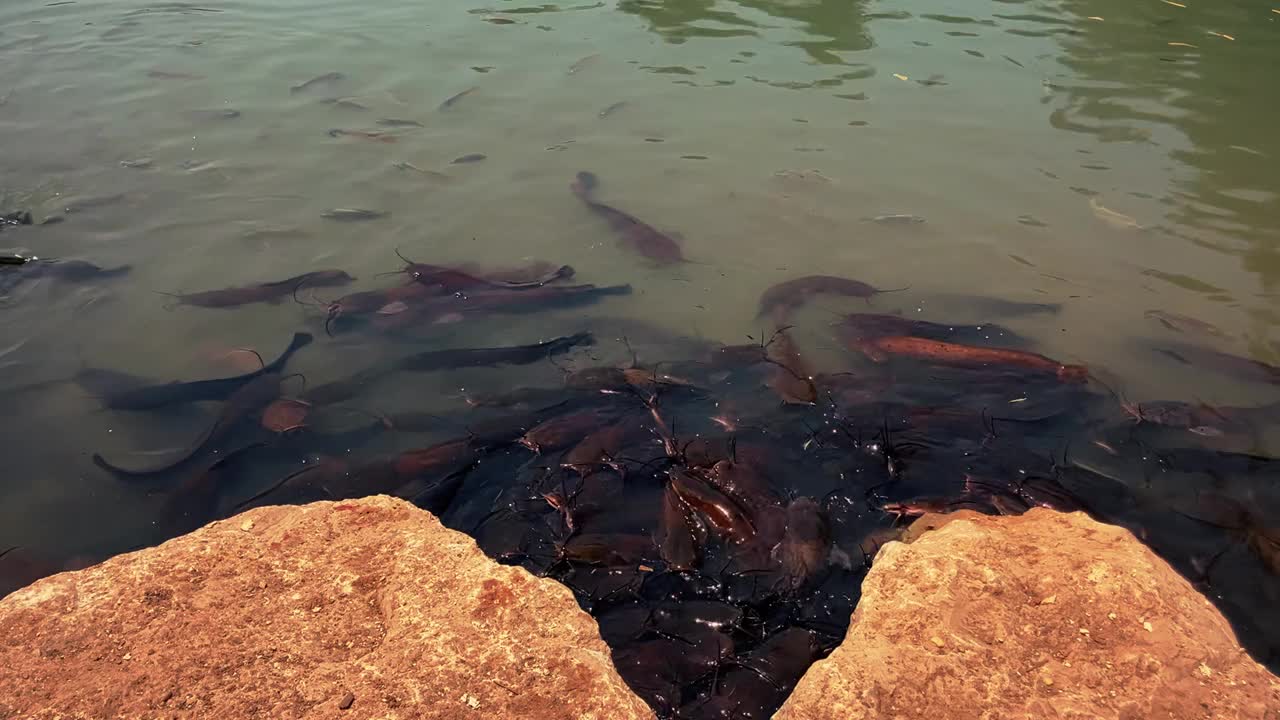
[101,332,312,410]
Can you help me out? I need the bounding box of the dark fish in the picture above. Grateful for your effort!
[766,327,817,405]
[290,72,345,94]
[438,86,478,110]
[598,101,627,118]
[15,259,132,283]
[836,313,1028,346]
[1122,399,1280,435]
[863,213,925,224]
[159,270,354,309]
[669,469,755,544]
[376,118,423,128]
[657,484,705,571]
[304,333,596,405]
[1145,310,1225,338]
[922,294,1061,317]
[321,208,386,222]
[148,70,202,80]
[189,108,240,121]
[857,335,1088,382]
[562,533,653,567]
[319,97,368,111]
[102,332,312,410]
[758,275,902,319]
[1154,342,1280,385]
[774,497,830,590]
[451,153,487,164]
[520,408,620,453]
[571,171,685,265]
[93,373,282,477]
[393,161,450,179]
[1,211,33,228]
[1,255,29,265]
[401,260,575,292]
[327,128,397,143]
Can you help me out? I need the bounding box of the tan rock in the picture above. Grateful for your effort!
[777,509,1280,720]
[0,496,653,720]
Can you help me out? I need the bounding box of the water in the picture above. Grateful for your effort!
[2,0,1279,712]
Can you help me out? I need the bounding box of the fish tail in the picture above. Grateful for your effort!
[877,285,911,294]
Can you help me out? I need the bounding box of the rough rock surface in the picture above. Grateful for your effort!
[0,496,653,720]
[778,508,1280,720]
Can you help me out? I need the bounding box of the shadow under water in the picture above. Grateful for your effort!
[3,231,1279,719]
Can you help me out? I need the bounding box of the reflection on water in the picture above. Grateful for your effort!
[2,0,1279,711]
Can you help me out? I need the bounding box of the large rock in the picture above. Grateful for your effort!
[777,509,1280,720]
[0,496,653,720]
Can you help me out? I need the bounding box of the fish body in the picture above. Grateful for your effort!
[321,208,385,222]
[766,328,817,404]
[758,275,891,319]
[837,313,1027,346]
[93,373,282,477]
[1145,310,1225,338]
[864,213,925,224]
[1154,343,1280,385]
[669,469,756,544]
[572,171,686,265]
[291,72,345,94]
[376,118,423,128]
[858,335,1087,381]
[103,332,313,410]
[327,128,396,143]
[438,86,478,110]
[166,270,354,308]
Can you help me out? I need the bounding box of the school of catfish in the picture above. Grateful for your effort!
[3,160,1280,720]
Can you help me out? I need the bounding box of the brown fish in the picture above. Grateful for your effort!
[657,484,705,571]
[520,408,620,453]
[571,171,686,265]
[327,128,397,143]
[93,373,283,477]
[773,498,831,590]
[858,335,1088,381]
[765,327,817,404]
[438,86,478,110]
[1154,343,1280,385]
[836,313,1028,346]
[159,270,354,309]
[1145,310,1225,338]
[669,469,756,544]
[758,275,903,319]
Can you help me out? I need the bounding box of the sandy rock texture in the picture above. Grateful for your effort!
[0,495,653,720]
[777,508,1280,719]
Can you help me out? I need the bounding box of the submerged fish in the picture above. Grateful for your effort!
[321,208,386,222]
[857,335,1088,381]
[863,214,925,224]
[438,86,478,110]
[758,275,901,319]
[158,269,354,309]
[290,72,345,94]
[1145,310,1225,338]
[571,171,686,265]
[327,128,396,143]
[1154,342,1280,385]
[376,118,423,128]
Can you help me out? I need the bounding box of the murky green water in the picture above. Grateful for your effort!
[1,0,1278,630]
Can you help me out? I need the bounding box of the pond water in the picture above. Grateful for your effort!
[1,0,1278,715]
